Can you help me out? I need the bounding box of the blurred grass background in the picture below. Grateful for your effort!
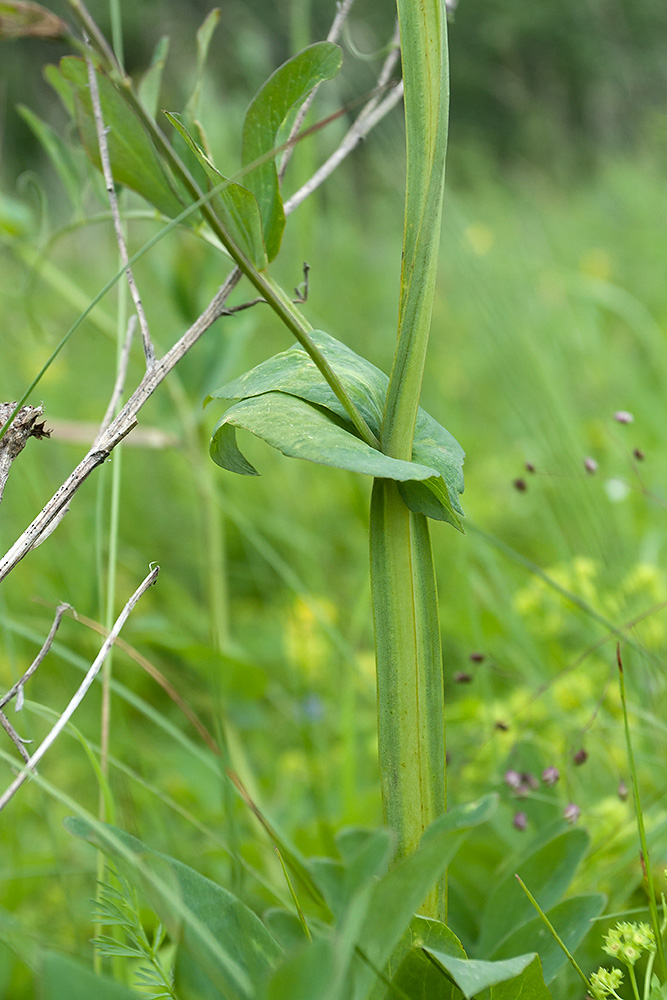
[1,0,667,996]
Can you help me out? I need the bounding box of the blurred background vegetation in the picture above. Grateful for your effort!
[1,1,667,997]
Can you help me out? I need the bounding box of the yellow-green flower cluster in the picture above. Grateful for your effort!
[589,966,624,1000]
[602,921,656,966]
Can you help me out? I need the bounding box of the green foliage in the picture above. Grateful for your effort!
[208,329,464,528]
[241,41,342,261]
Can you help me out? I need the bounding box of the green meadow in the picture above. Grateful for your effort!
[1,3,666,996]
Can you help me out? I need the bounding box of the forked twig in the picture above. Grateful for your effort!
[0,567,159,812]
[85,48,155,369]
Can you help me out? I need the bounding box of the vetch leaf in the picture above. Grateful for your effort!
[477,828,589,957]
[65,818,281,1000]
[242,42,342,260]
[210,392,439,482]
[58,57,185,218]
[208,329,464,525]
[490,894,605,984]
[165,111,267,269]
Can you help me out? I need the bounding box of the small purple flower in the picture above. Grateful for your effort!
[573,748,588,765]
[542,766,560,787]
[564,802,581,824]
[618,780,629,801]
[513,811,528,831]
[614,410,634,424]
[454,671,472,683]
[584,457,598,475]
[504,769,522,790]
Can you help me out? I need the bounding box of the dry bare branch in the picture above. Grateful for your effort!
[0,567,159,813]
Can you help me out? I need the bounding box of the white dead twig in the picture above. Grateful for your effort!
[0,566,159,812]
[85,48,155,369]
[0,402,50,506]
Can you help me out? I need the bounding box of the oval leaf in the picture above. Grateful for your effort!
[242,42,342,260]
[208,329,464,524]
[210,391,439,482]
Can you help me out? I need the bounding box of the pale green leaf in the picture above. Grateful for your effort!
[423,951,542,999]
[207,329,464,524]
[242,42,342,260]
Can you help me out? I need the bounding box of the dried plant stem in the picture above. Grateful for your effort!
[85,50,155,369]
[0,567,159,813]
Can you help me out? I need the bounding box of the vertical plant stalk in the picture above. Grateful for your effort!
[370,0,450,920]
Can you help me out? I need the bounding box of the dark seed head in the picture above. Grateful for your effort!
[454,671,472,683]
[525,462,535,473]
[573,748,588,765]
[513,811,528,831]
[495,720,509,731]
[633,448,645,461]
[513,478,527,492]
[469,651,485,663]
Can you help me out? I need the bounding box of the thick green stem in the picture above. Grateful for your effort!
[370,0,450,915]
[370,479,446,918]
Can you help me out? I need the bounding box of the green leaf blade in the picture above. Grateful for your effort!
[242,42,342,260]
